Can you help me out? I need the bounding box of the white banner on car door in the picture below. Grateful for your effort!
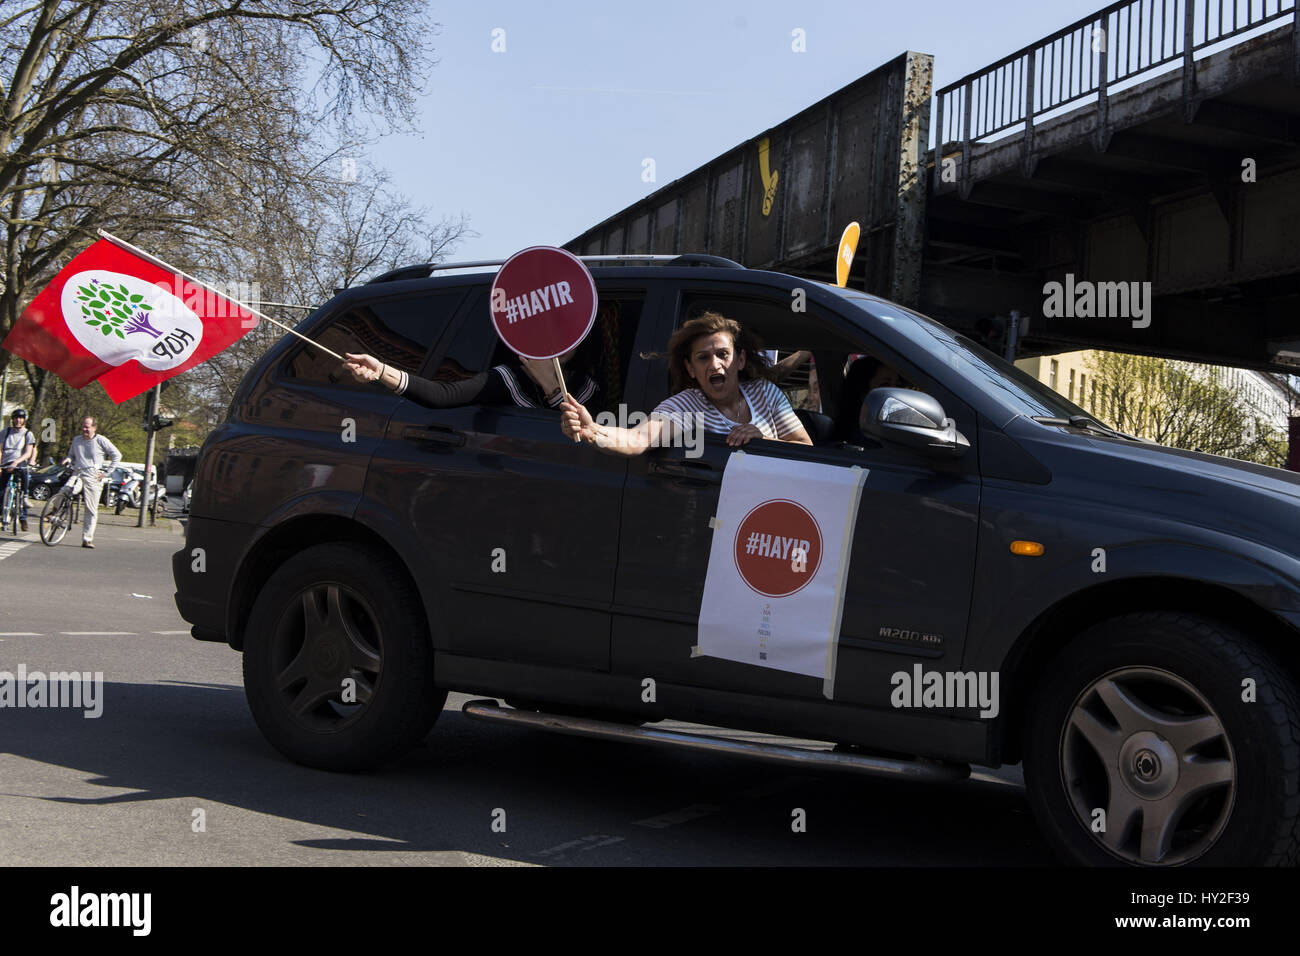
[692,451,867,699]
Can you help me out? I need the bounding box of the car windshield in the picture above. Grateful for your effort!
[826,288,1092,420]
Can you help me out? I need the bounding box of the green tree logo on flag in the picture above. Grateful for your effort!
[74,278,158,340]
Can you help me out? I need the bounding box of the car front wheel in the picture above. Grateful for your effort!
[1024,612,1300,866]
[242,542,445,771]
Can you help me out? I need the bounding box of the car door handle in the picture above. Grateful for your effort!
[401,424,466,447]
[648,459,722,483]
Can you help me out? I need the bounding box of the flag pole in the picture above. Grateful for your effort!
[96,230,344,362]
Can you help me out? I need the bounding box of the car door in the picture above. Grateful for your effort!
[365,280,659,672]
[610,281,982,711]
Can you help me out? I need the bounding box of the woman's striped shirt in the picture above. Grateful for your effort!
[651,377,803,440]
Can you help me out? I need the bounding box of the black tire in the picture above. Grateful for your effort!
[242,542,445,771]
[31,485,48,501]
[39,494,71,546]
[1023,612,1300,866]
[114,495,125,515]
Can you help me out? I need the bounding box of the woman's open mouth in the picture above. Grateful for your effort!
[708,373,726,388]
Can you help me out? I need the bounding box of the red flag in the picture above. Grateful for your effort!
[1,237,258,403]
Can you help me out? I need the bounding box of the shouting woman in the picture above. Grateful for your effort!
[560,311,811,453]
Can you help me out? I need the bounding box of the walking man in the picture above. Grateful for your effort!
[1,408,37,532]
[62,416,121,548]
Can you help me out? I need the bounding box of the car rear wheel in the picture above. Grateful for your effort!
[1024,612,1300,866]
[242,542,445,771]
[32,485,49,501]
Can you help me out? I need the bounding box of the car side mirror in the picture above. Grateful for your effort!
[862,388,970,458]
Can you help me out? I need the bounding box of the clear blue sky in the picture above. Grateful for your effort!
[377,0,1109,262]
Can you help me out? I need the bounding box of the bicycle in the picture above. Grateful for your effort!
[39,471,83,546]
[0,468,21,536]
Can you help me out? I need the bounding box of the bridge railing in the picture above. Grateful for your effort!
[935,0,1298,164]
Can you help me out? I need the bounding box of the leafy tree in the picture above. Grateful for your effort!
[1086,351,1288,467]
[0,0,460,436]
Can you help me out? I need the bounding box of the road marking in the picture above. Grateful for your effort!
[0,632,42,637]
[633,803,721,829]
[534,834,625,859]
[61,631,135,636]
[629,779,803,831]
[0,541,31,561]
[154,630,190,635]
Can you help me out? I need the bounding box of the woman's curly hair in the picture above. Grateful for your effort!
[664,311,773,395]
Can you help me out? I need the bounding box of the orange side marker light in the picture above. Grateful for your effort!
[1010,540,1044,556]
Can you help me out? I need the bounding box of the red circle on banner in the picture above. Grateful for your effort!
[489,246,598,359]
[732,499,823,598]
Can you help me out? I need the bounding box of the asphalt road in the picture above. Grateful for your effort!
[0,504,1052,866]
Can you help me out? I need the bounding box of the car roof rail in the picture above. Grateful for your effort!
[663,254,745,268]
[363,253,746,284]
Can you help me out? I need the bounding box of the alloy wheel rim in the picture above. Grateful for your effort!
[1059,666,1235,865]
[271,582,383,733]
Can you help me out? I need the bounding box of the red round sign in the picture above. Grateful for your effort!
[489,245,598,360]
[732,499,823,598]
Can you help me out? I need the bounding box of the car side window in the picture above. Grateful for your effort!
[285,290,465,387]
[479,291,646,416]
[667,291,966,452]
[431,288,497,382]
[650,293,858,441]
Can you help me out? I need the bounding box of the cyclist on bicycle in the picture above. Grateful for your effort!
[1,408,37,532]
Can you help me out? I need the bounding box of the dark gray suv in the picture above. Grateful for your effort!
[173,257,1300,867]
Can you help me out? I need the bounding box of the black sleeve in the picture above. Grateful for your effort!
[401,370,512,409]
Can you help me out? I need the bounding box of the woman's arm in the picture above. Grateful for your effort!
[559,398,666,456]
[765,380,814,445]
[772,349,813,384]
[344,352,510,408]
[783,423,814,445]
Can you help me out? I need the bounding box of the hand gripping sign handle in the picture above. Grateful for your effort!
[97,230,344,362]
[553,357,579,443]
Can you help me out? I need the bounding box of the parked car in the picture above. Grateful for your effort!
[27,463,70,500]
[172,255,1300,867]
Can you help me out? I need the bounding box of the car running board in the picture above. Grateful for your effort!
[461,700,969,782]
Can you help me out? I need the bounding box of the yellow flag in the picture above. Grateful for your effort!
[836,222,860,288]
